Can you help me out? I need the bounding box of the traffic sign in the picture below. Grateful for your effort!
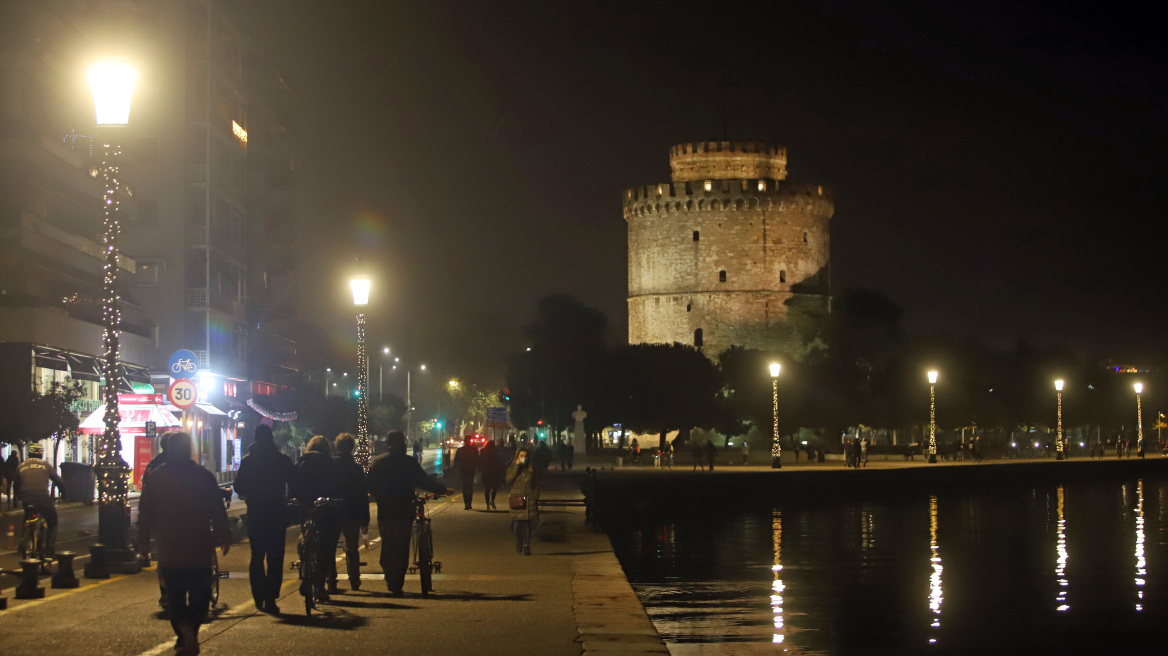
[145,421,157,438]
[168,350,199,378]
[168,378,198,410]
[486,406,508,427]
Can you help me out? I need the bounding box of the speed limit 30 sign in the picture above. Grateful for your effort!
[168,378,199,410]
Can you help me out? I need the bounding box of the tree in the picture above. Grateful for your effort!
[617,343,724,449]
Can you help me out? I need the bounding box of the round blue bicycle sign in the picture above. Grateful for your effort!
[168,349,199,378]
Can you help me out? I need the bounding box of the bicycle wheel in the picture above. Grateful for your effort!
[210,552,220,605]
[414,524,434,595]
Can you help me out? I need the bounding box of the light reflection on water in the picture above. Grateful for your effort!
[608,477,1167,654]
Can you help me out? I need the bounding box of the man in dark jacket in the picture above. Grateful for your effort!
[367,430,450,596]
[138,431,230,654]
[292,435,344,601]
[14,443,66,554]
[453,436,479,510]
[330,433,369,593]
[233,424,293,613]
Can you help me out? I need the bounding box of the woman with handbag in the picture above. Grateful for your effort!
[506,447,539,555]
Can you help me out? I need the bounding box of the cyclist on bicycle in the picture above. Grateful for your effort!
[367,430,451,596]
[14,443,66,556]
[291,435,345,602]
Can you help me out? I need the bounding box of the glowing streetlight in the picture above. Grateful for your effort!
[350,275,371,470]
[770,362,782,469]
[1135,383,1145,458]
[927,371,939,463]
[1055,380,1065,460]
[86,60,140,578]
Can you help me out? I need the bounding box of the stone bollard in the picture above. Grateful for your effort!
[84,543,110,579]
[52,551,80,589]
[15,559,45,599]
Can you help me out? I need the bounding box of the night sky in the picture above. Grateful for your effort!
[248,0,1168,383]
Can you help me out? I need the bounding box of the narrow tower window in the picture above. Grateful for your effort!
[780,270,786,283]
[686,303,692,312]
[719,270,727,283]
[803,231,809,243]
[693,230,700,242]
[694,328,703,348]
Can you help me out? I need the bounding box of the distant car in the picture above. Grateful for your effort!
[446,434,489,448]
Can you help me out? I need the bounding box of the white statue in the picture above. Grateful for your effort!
[571,404,587,455]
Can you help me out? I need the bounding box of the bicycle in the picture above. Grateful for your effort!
[409,493,443,596]
[19,506,48,569]
[171,358,197,375]
[292,498,341,615]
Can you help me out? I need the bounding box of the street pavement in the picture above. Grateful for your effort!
[0,464,666,656]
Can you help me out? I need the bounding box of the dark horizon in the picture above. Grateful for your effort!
[247,0,1168,382]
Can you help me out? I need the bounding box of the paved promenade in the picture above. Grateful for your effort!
[0,474,665,656]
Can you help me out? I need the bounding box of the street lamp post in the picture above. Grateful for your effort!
[770,362,782,469]
[380,347,390,403]
[1055,379,1065,460]
[86,61,140,577]
[928,371,939,464]
[351,276,371,470]
[1135,383,1145,458]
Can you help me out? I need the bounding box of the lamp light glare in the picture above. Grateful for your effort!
[769,362,782,378]
[383,347,390,354]
[89,62,136,126]
[1134,382,1143,394]
[928,370,939,384]
[1055,379,1064,392]
[350,276,371,306]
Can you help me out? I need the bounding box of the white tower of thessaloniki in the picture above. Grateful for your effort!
[625,141,834,357]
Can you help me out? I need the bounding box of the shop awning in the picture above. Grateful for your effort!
[164,402,228,417]
[79,402,182,435]
[33,346,69,371]
[65,353,102,382]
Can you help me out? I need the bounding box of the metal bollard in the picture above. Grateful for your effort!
[52,551,79,589]
[84,543,110,579]
[15,559,45,599]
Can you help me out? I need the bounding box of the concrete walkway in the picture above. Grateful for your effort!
[0,473,665,656]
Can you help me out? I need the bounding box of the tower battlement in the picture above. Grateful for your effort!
[669,141,788,182]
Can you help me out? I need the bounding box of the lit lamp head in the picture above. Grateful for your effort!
[1135,382,1144,395]
[928,370,939,384]
[1055,379,1064,392]
[350,276,371,307]
[382,347,390,354]
[769,362,781,378]
[448,379,458,388]
[420,364,427,371]
[88,61,136,126]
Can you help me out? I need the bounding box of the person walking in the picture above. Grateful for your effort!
[454,436,479,510]
[705,440,717,471]
[692,440,705,471]
[629,438,641,466]
[138,431,230,655]
[291,435,344,602]
[534,440,552,473]
[413,438,423,464]
[741,440,750,465]
[861,436,870,467]
[233,424,293,614]
[506,447,540,555]
[331,433,370,593]
[852,438,863,469]
[845,438,855,468]
[478,439,501,510]
[366,431,450,596]
[4,451,20,509]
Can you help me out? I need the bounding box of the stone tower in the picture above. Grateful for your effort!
[625,141,834,357]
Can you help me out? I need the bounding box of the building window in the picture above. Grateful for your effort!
[694,328,703,348]
[780,270,786,284]
[693,230,700,242]
[719,270,727,283]
[758,180,766,191]
[803,231,809,243]
[137,259,161,287]
[704,180,712,192]
[686,303,692,312]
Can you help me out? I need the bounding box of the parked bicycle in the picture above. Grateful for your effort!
[292,498,342,615]
[410,493,443,596]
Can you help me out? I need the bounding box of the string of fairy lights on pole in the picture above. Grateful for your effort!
[1055,379,1065,460]
[86,61,139,573]
[927,370,938,464]
[351,275,372,470]
[1134,382,1145,458]
[769,362,781,469]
